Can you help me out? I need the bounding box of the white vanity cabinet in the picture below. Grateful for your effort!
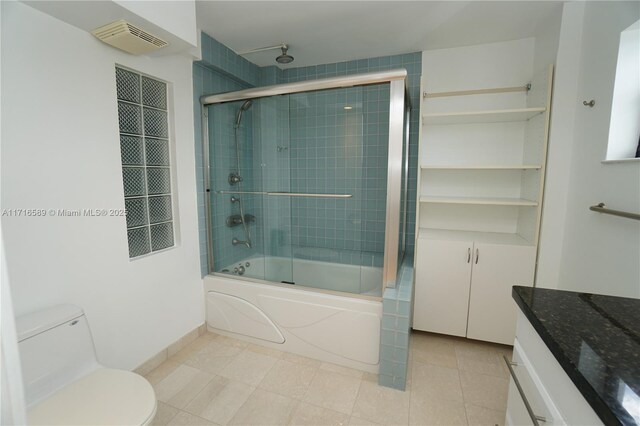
[505,310,602,426]
[414,235,535,344]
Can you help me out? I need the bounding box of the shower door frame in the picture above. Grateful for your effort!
[201,69,411,295]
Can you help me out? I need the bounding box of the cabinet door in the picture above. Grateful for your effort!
[467,243,536,345]
[413,238,473,337]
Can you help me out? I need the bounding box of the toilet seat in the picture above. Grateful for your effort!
[28,368,157,425]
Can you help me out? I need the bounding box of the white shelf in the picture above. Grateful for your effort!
[418,228,533,246]
[421,164,541,170]
[420,195,538,206]
[423,107,546,125]
[601,158,640,165]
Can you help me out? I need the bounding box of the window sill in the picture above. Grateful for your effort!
[129,245,177,261]
[601,158,640,165]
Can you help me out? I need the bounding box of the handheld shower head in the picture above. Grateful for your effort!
[240,100,253,111]
[234,100,253,128]
[276,45,294,64]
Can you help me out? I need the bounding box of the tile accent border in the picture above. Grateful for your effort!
[134,323,207,375]
[379,256,414,390]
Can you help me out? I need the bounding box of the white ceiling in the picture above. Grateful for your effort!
[196,1,564,68]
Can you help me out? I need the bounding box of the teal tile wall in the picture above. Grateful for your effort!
[207,100,266,270]
[379,255,414,390]
[193,33,263,275]
[194,35,291,276]
[194,31,421,277]
[289,86,370,261]
[281,54,421,257]
[201,33,260,87]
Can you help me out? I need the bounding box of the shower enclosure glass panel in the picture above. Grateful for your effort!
[207,83,391,296]
[208,99,268,281]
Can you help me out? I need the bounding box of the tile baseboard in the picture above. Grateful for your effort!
[134,323,207,375]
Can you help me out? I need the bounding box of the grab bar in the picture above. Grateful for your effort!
[589,203,640,221]
[215,190,352,198]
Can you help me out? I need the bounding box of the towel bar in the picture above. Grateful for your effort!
[589,203,640,221]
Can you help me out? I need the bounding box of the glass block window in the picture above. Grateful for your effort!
[116,67,174,258]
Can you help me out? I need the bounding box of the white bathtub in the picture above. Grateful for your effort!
[204,257,383,372]
[221,255,383,297]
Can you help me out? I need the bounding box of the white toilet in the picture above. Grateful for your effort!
[16,304,157,425]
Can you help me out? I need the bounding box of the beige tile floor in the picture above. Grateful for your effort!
[147,330,512,426]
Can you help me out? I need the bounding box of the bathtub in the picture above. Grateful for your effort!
[204,256,383,373]
[221,255,383,297]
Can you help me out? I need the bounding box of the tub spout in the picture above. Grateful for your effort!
[232,238,251,248]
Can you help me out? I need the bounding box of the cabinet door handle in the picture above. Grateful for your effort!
[475,248,479,264]
[503,356,547,425]
[467,248,471,263]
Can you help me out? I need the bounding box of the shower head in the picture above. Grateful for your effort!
[236,43,294,65]
[276,45,294,64]
[234,100,253,128]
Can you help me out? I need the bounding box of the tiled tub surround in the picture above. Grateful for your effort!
[380,256,414,390]
[145,329,512,425]
[281,54,422,257]
[194,32,421,278]
[288,85,389,256]
[512,286,640,426]
[193,62,256,275]
[193,33,275,276]
[207,99,264,269]
[205,85,391,291]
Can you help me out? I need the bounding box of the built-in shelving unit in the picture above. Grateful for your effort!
[422,107,545,125]
[413,40,554,347]
[416,65,554,246]
[419,195,538,206]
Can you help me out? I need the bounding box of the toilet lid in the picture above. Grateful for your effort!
[28,368,157,426]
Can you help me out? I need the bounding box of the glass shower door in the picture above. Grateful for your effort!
[287,86,366,294]
[206,82,394,297]
[208,99,269,280]
[256,95,294,284]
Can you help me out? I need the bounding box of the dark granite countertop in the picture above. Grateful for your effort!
[512,286,640,426]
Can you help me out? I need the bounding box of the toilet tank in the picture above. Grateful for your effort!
[16,304,101,406]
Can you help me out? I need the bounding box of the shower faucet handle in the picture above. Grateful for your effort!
[228,173,243,185]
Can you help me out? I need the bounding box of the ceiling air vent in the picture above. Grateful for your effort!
[92,20,168,55]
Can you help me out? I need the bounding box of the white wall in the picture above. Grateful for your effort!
[1,2,204,369]
[532,4,562,74]
[535,2,585,290]
[114,0,198,47]
[537,1,640,297]
[23,0,198,56]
